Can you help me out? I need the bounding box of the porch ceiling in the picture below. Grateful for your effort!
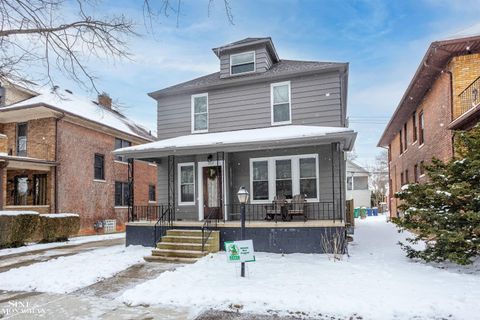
[114,125,357,159]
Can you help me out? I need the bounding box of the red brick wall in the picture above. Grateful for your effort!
[56,119,157,234]
[388,72,453,216]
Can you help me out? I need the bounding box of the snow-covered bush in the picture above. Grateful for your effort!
[0,211,39,248]
[38,214,80,242]
[393,125,480,265]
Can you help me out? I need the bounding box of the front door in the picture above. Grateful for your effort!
[202,166,223,220]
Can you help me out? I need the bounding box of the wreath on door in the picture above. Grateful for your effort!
[207,167,218,180]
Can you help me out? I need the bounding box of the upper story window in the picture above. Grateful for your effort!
[114,138,131,162]
[191,93,208,133]
[412,113,418,142]
[271,81,291,125]
[16,123,27,157]
[403,123,408,151]
[230,51,255,75]
[419,111,425,145]
[94,153,105,180]
[149,185,156,202]
[399,129,403,154]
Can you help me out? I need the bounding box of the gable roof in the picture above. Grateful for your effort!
[347,160,369,174]
[377,34,480,147]
[1,87,154,141]
[149,59,347,98]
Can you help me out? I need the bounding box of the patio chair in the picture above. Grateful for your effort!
[287,194,307,221]
[264,195,287,221]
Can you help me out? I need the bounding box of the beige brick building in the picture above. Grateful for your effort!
[0,81,157,233]
[378,35,480,217]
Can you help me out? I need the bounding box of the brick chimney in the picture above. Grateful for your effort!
[98,92,112,109]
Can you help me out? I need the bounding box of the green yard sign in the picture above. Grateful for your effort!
[225,240,255,263]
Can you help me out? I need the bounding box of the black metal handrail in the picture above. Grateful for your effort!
[458,75,480,117]
[153,205,173,246]
[227,201,338,221]
[201,210,218,252]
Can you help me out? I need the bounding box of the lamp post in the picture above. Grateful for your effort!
[237,186,249,277]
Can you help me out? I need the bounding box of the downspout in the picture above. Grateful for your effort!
[54,113,65,213]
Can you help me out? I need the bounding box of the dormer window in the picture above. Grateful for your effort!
[230,51,255,75]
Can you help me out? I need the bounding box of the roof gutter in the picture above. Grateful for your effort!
[148,63,348,99]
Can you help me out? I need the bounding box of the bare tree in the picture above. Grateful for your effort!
[0,0,233,91]
[370,149,389,207]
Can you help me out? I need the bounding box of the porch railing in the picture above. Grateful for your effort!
[458,75,480,118]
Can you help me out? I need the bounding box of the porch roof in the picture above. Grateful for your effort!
[114,125,357,159]
[0,154,57,170]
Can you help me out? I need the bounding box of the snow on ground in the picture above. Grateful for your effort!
[119,215,480,319]
[0,245,149,293]
[0,233,125,257]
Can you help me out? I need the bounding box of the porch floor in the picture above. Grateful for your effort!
[127,219,345,228]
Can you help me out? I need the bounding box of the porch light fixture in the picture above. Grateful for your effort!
[237,186,249,204]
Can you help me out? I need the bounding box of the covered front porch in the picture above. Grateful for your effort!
[115,125,356,253]
[0,155,56,213]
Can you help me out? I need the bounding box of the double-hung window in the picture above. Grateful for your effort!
[16,123,27,157]
[250,154,319,203]
[115,181,129,206]
[271,81,292,125]
[178,163,195,205]
[149,185,156,202]
[251,160,269,201]
[94,153,105,180]
[419,111,425,145]
[114,138,131,162]
[191,93,208,133]
[230,51,255,75]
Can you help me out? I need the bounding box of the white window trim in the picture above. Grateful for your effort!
[249,154,319,204]
[178,162,195,206]
[191,93,208,133]
[270,81,292,126]
[229,51,256,76]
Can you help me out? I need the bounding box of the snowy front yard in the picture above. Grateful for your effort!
[0,245,149,293]
[119,216,480,319]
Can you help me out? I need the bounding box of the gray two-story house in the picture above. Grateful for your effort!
[115,37,357,257]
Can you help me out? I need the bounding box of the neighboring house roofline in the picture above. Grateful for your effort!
[0,103,154,142]
[148,61,348,99]
[347,160,369,174]
[211,37,280,63]
[377,34,480,147]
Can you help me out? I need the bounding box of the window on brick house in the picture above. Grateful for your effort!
[405,169,409,184]
[149,185,156,202]
[403,123,408,150]
[419,111,425,145]
[388,144,392,162]
[420,161,425,176]
[400,172,404,186]
[94,153,105,180]
[412,113,418,142]
[399,129,403,154]
[115,181,130,206]
[114,138,131,162]
[16,123,27,157]
[414,164,419,183]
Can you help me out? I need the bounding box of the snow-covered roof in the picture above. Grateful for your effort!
[2,87,154,141]
[115,125,356,158]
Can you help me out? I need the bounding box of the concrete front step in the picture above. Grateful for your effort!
[151,248,208,259]
[144,255,198,264]
[161,235,216,244]
[166,229,205,237]
[157,242,211,251]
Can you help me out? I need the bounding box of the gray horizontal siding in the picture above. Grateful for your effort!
[156,71,343,139]
[154,146,345,221]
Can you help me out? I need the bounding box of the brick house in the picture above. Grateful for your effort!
[378,34,480,217]
[0,81,157,233]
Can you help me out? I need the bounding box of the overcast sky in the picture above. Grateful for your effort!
[41,0,480,168]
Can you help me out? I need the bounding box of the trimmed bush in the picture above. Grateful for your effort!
[0,211,40,248]
[38,214,80,242]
